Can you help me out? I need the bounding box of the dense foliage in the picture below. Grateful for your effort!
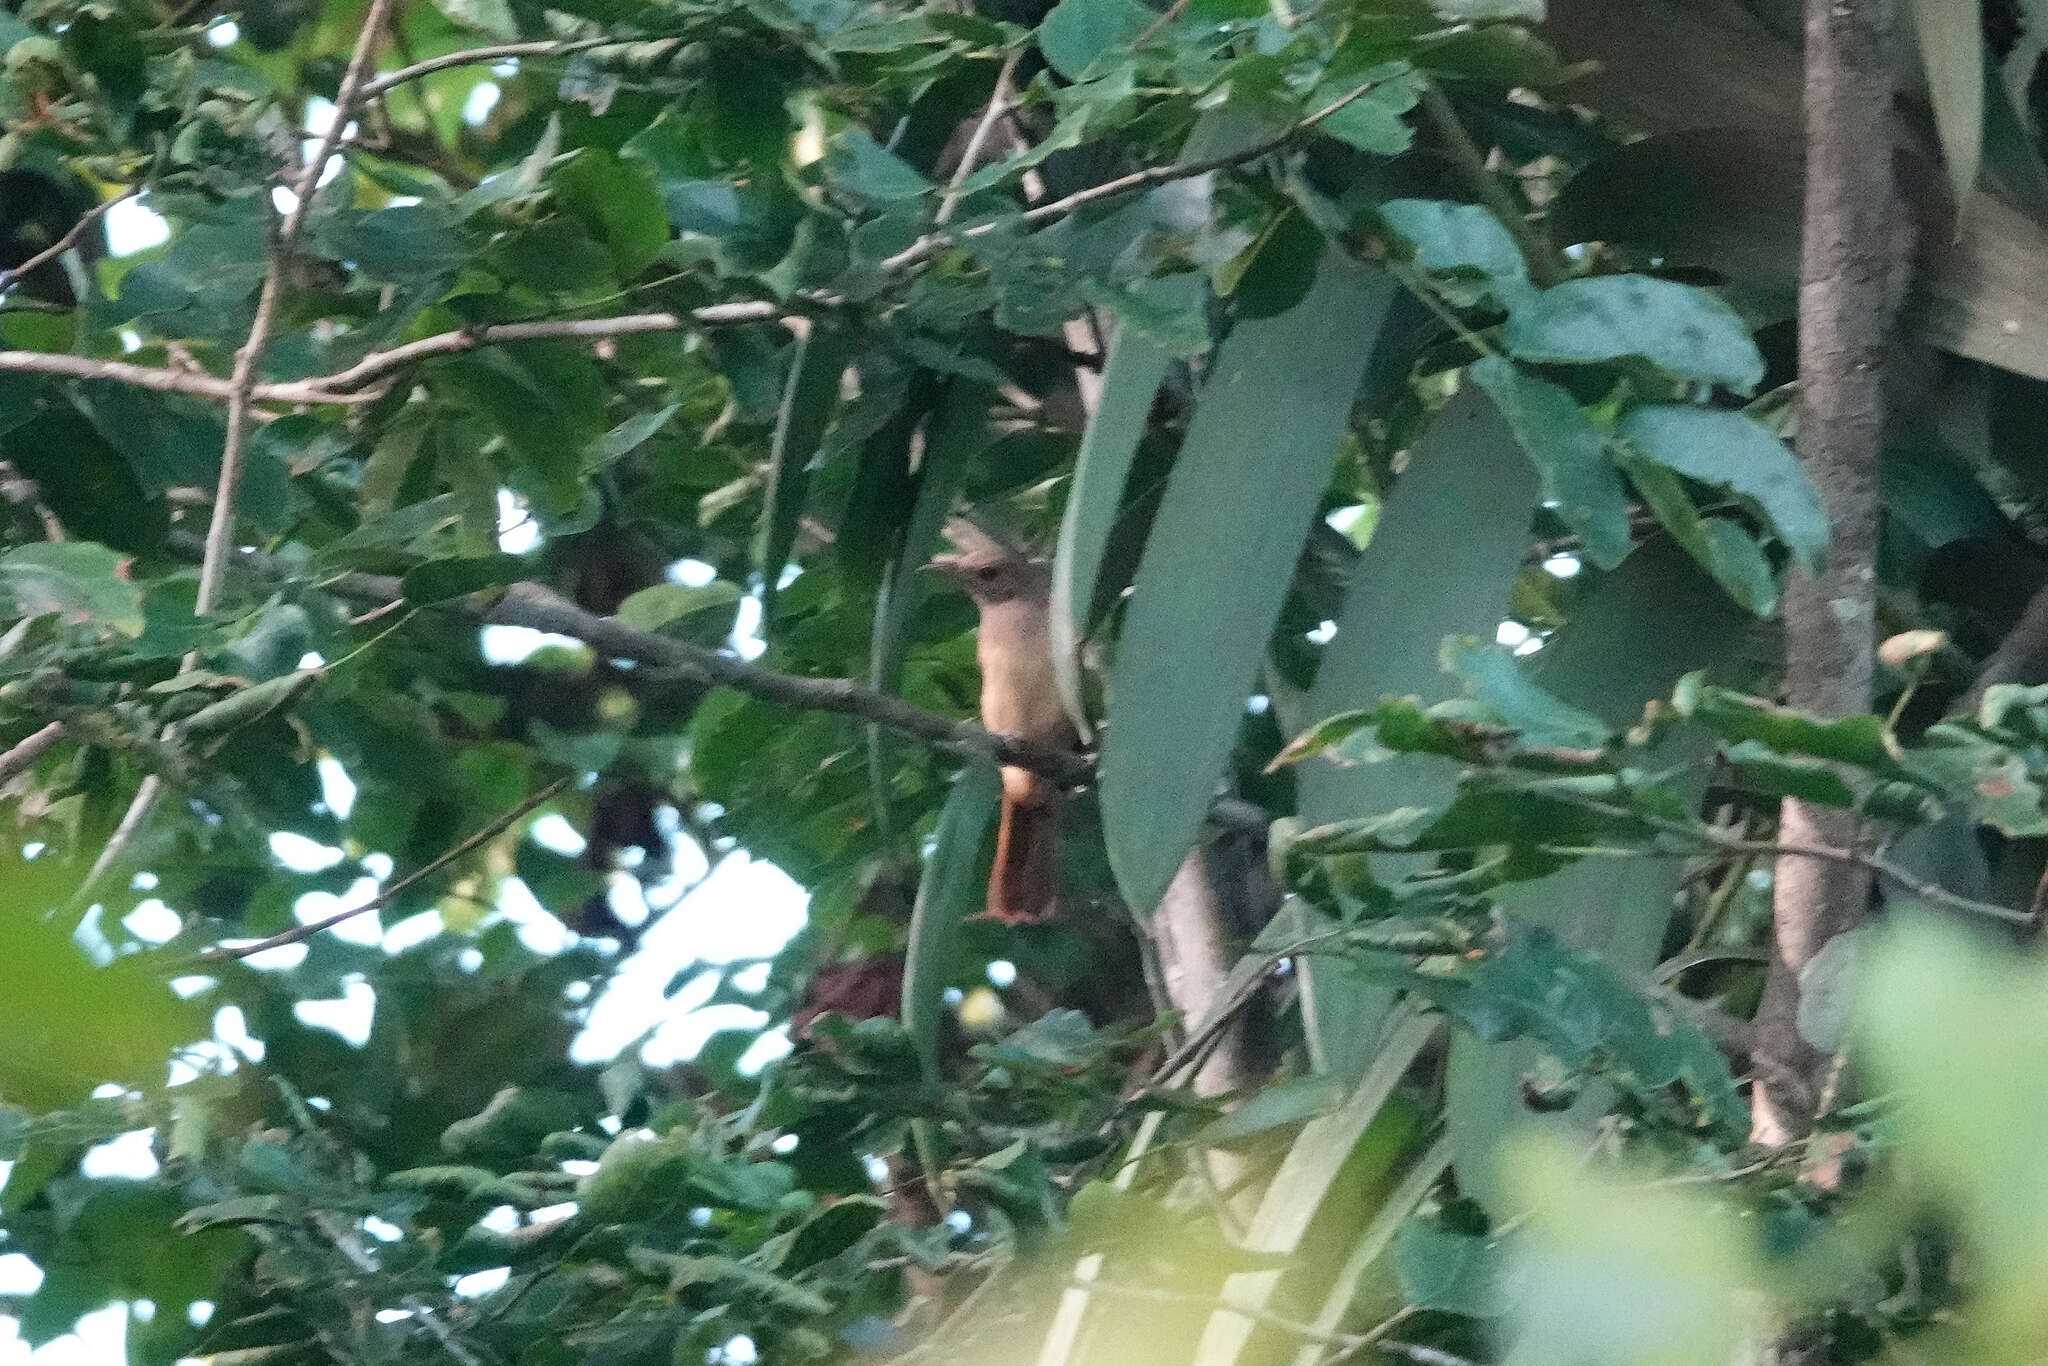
[12,0,2048,1363]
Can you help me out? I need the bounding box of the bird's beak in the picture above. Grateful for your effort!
[921,556,964,581]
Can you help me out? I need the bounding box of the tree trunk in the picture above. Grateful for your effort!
[1751,0,1904,1146]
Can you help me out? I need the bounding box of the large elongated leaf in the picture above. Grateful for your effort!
[758,325,854,626]
[1100,255,1397,915]
[1910,0,1985,210]
[1188,1011,1438,1366]
[1051,277,1202,739]
[1283,1136,1456,1366]
[900,761,1002,1074]
[868,384,993,825]
[1445,538,1749,1215]
[1296,387,1541,1082]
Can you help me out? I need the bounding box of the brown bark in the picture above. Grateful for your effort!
[1751,0,1904,1145]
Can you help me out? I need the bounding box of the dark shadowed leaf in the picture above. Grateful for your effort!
[901,761,1001,1074]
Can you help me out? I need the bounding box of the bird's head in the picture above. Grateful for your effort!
[924,516,1047,607]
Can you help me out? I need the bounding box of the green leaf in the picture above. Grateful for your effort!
[332,203,468,284]
[401,553,529,603]
[1470,356,1632,568]
[1444,638,1610,749]
[1414,922,1746,1135]
[552,149,669,277]
[1197,1074,1344,1147]
[1188,1012,1435,1366]
[900,761,1001,1075]
[442,1086,585,1160]
[1381,199,1530,297]
[0,541,143,636]
[1618,404,1827,573]
[758,325,854,625]
[823,131,931,204]
[1038,0,1154,82]
[1393,1217,1513,1316]
[588,404,679,470]
[1505,275,1765,394]
[1445,539,1746,1216]
[1101,255,1397,915]
[1295,387,1541,1081]
[1721,739,1859,807]
[1052,275,1199,737]
[1858,917,2048,1281]
[613,581,744,633]
[0,906,206,1112]
[1680,683,1894,769]
[781,1195,885,1270]
[1309,69,1423,155]
[1910,0,1985,209]
[429,0,516,37]
[1622,457,1780,614]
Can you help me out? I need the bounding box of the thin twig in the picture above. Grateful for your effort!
[1554,792,2029,925]
[1145,958,1283,1088]
[0,721,65,785]
[80,0,398,902]
[0,306,779,405]
[0,350,377,404]
[0,186,138,293]
[882,75,1392,272]
[934,49,1023,228]
[358,37,617,100]
[1378,1343,1482,1366]
[298,303,782,392]
[1074,1280,1417,1358]
[198,776,570,960]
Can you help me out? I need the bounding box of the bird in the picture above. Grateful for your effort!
[925,517,1079,923]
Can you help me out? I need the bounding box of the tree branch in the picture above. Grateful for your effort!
[1754,0,1905,1145]
[880,74,1393,273]
[0,721,66,786]
[0,304,787,408]
[198,777,570,959]
[194,539,1270,835]
[298,303,784,393]
[0,186,137,295]
[80,0,399,905]
[0,350,379,405]
[934,49,1023,229]
[357,37,618,101]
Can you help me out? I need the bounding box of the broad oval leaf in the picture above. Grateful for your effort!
[1505,275,1765,394]
[1038,0,1155,81]
[1618,403,1828,573]
[0,541,143,637]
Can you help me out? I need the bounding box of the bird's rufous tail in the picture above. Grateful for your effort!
[987,785,1058,924]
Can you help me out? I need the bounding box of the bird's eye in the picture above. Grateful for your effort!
[974,565,1001,581]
